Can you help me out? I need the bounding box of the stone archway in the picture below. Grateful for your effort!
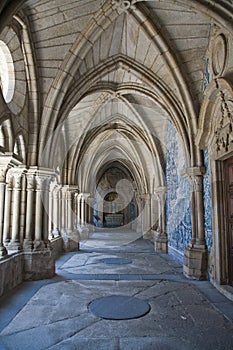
[197,77,233,287]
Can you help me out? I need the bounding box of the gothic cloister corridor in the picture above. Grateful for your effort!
[1,0,233,348]
[0,230,233,350]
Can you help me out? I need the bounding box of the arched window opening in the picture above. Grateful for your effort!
[0,40,15,103]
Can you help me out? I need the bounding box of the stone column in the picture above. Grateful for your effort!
[48,187,54,239]
[67,190,73,233]
[52,187,60,237]
[3,173,13,245]
[77,194,81,226]
[23,174,35,250]
[43,178,50,245]
[141,193,152,238]
[61,187,67,233]
[8,170,23,251]
[0,166,8,257]
[34,175,46,250]
[183,166,208,280]
[154,187,168,253]
[23,168,55,281]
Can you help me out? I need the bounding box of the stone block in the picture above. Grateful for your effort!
[183,246,208,280]
[0,253,24,297]
[23,250,55,281]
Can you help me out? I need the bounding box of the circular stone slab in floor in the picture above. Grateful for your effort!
[88,295,150,320]
[101,258,132,265]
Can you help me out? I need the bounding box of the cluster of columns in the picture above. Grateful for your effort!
[0,160,95,259]
[0,162,55,257]
[75,193,92,227]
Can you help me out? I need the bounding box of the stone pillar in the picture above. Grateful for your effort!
[141,193,152,239]
[67,190,73,232]
[0,166,8,257]
[23,174,35,250]
[81,195,85,226]
[3,172,13,245]
[61,186,80,251]
[8,170,24,251]
[48,187,54,239]
[183,167,208,280]
[77,194,81,226]
[52,187,60,237]
[153,187,168,253]
[61,187,67,233]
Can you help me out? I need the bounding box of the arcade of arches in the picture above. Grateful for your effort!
[0,0,233,300]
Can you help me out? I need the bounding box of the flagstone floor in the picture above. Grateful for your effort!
[0,229,233,350]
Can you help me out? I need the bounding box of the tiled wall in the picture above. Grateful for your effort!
[165,121,192,255]
[165,122,213,256]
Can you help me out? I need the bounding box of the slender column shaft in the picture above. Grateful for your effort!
[194,177,205,245]
[3,179,12,244]
[48,189,53,236]
[24,175,35,248]
[77,196,81,225]
[0,183,5,245]
[81,196,85,226]
[0,176,7,256]
[35,177,44,242]
[67,191,73,231]
[61,188,66,232]
[43,180,49,242]
[11,173,22,245]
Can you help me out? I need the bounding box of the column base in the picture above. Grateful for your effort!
[153,231,168,253]
[143,229,154,240]
[62,230,80,252]
[23,249,55,280]
[0,244,8,257]
[7,242,22,251]
[23,239,33,251]
[33,240,46,251]
[183,245,208,280]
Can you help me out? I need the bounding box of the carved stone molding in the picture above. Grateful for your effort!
[0,166,8,183]
[112,0,142,13]
[211,33,228,77]
[26,174,35,191]
[215,90,233,153]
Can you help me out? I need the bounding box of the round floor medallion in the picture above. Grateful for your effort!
[101,258,132,265]
[88,295,150,320]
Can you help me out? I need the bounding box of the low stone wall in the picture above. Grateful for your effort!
[0,253,24,297]
[0,238,65,298]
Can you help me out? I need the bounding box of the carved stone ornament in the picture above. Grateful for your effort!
[112,0,142,13]
[26,175,35,190]
[0,166,8,183]
[211,33,227,77]
[215,90,233,153]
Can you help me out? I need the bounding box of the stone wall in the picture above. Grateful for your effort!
[0,253,24,297]
[0,238,64,298]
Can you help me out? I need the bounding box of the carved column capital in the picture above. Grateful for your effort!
[26,174,35,191]
[0,166,9,183]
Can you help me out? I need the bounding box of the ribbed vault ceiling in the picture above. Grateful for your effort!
[1,0,232,190]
